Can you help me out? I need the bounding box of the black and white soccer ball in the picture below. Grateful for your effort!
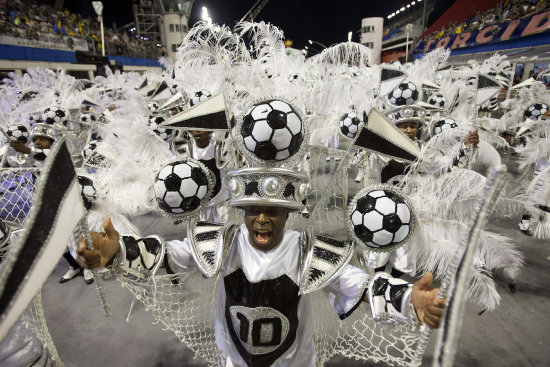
[78,175,96,210]
[27,111,42,125]
[83,140,99,159]
[147,102,160,113]
[154,159,211,215]
[241,99,304,161]
[339,111,364,139]
[427,93,447,108]
[7,124,29,144]
[524,103,549,121]
[42,106,67,125]
[147,115,172,141]
[189,90,212,107]
[169,82,179,95]
[349,187,412,250]
[432,118,458,135]
[79,113,97,125]
[388,82,419,106]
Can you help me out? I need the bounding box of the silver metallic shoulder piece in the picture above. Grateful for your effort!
[298,232,354,295]
[187,218,239,278]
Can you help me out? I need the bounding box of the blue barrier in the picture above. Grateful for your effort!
[0,44,160,67]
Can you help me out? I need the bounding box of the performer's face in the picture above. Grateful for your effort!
[396,121,418,140]
[33,137,53,149]
[191,130,211,148]
[244,205,289,252]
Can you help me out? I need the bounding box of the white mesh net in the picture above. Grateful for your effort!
[21,290,64,367]
[0,168,39,228]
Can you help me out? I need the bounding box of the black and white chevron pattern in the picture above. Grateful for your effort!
[188,221,225,277]
[299,235,354,295]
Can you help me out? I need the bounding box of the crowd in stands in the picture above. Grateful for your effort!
[0,0,162,59]
[418,0,550,45]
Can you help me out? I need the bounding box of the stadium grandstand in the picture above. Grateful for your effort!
[0,0,194,79]
[412,0,550,80]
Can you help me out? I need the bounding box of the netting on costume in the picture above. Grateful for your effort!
[21,290,64,367]
[0,168,39,228]
[115,269,223,366]
[298,146,423,367]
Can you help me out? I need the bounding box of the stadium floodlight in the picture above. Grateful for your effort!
[400,7,405,11]
[202,6,212,25]
[412,1,416,4]
[396,10,400,14]
[92,2,105,56]
[407,4,410,7]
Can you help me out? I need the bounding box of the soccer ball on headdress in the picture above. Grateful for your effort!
[432,118,458,136]
[154,159,212,217]
[189,90,212,107]
[241,99,304,161]
[524,103,548,121]
[78,175,96,210]
[169,82,179,95]
[42,106,67,125]
[83,140,99,159]
[349,186,413,252]
[147,115,172,141]
[27,112,42,125]
[388,82,419,106]
[427,93,446,108]
[338,111,365,139]
[7,124,29,144]
[79,113,97,125]
[147,102,160,113]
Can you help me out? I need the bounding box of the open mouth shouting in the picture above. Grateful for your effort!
[253,228,272,246]
[244,205,289,252]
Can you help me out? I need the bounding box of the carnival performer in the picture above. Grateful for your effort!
[77,204,444,367]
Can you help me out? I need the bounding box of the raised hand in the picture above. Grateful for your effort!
[76,217,120,269]
[9,140,31,154]
[411,272,446,329]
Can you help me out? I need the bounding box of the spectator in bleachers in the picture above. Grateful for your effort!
[0,0,162,59]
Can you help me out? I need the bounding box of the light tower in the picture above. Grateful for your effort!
[133,0,194,58]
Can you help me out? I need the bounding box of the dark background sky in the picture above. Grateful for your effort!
[42,0,453,50]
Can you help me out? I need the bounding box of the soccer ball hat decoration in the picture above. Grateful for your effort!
[348,185,415,252]
[524,103,549,121]
[339,111,366,139]
[41,106,67,126]
[238,98,306,165]
[7,124,30,144]
[190,89,212,107]
[427,93,447,108]
[147,115,172,141]
[388,82,419,106]
[432,118,458,136]
[153,158,214,218]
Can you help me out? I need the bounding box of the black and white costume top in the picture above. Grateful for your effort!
[117,223,418,367]
[166,225,368,366]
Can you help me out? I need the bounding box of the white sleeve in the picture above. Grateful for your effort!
[165,238,196,273]
[322,264,370,320]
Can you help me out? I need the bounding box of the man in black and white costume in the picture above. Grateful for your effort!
[77,172,445,367]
